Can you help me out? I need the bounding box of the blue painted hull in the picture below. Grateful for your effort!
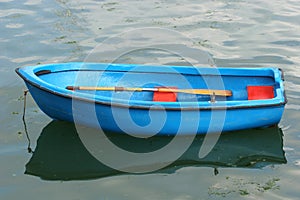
[16,63,287,135]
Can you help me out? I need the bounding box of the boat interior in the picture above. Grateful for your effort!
[37,68,278,103]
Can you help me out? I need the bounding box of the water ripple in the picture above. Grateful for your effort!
[0,9,35,18]
[272,40,300,47]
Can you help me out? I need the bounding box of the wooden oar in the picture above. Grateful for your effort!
[66,86,232,96]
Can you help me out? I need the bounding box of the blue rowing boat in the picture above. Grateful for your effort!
[16,63,287,135]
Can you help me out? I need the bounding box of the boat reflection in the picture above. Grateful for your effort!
[25,121,286,181]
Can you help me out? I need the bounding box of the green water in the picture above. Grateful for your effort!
[1,0,300,199]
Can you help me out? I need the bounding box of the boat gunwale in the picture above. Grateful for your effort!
[15,63,287,111]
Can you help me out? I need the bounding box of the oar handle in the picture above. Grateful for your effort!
[66,86,79,90]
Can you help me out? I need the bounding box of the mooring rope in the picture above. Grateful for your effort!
[22,90,33,153]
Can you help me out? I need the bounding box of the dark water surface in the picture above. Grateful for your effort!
[1,0,300,199]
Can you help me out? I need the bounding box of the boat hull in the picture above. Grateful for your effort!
[25,82,285,135]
